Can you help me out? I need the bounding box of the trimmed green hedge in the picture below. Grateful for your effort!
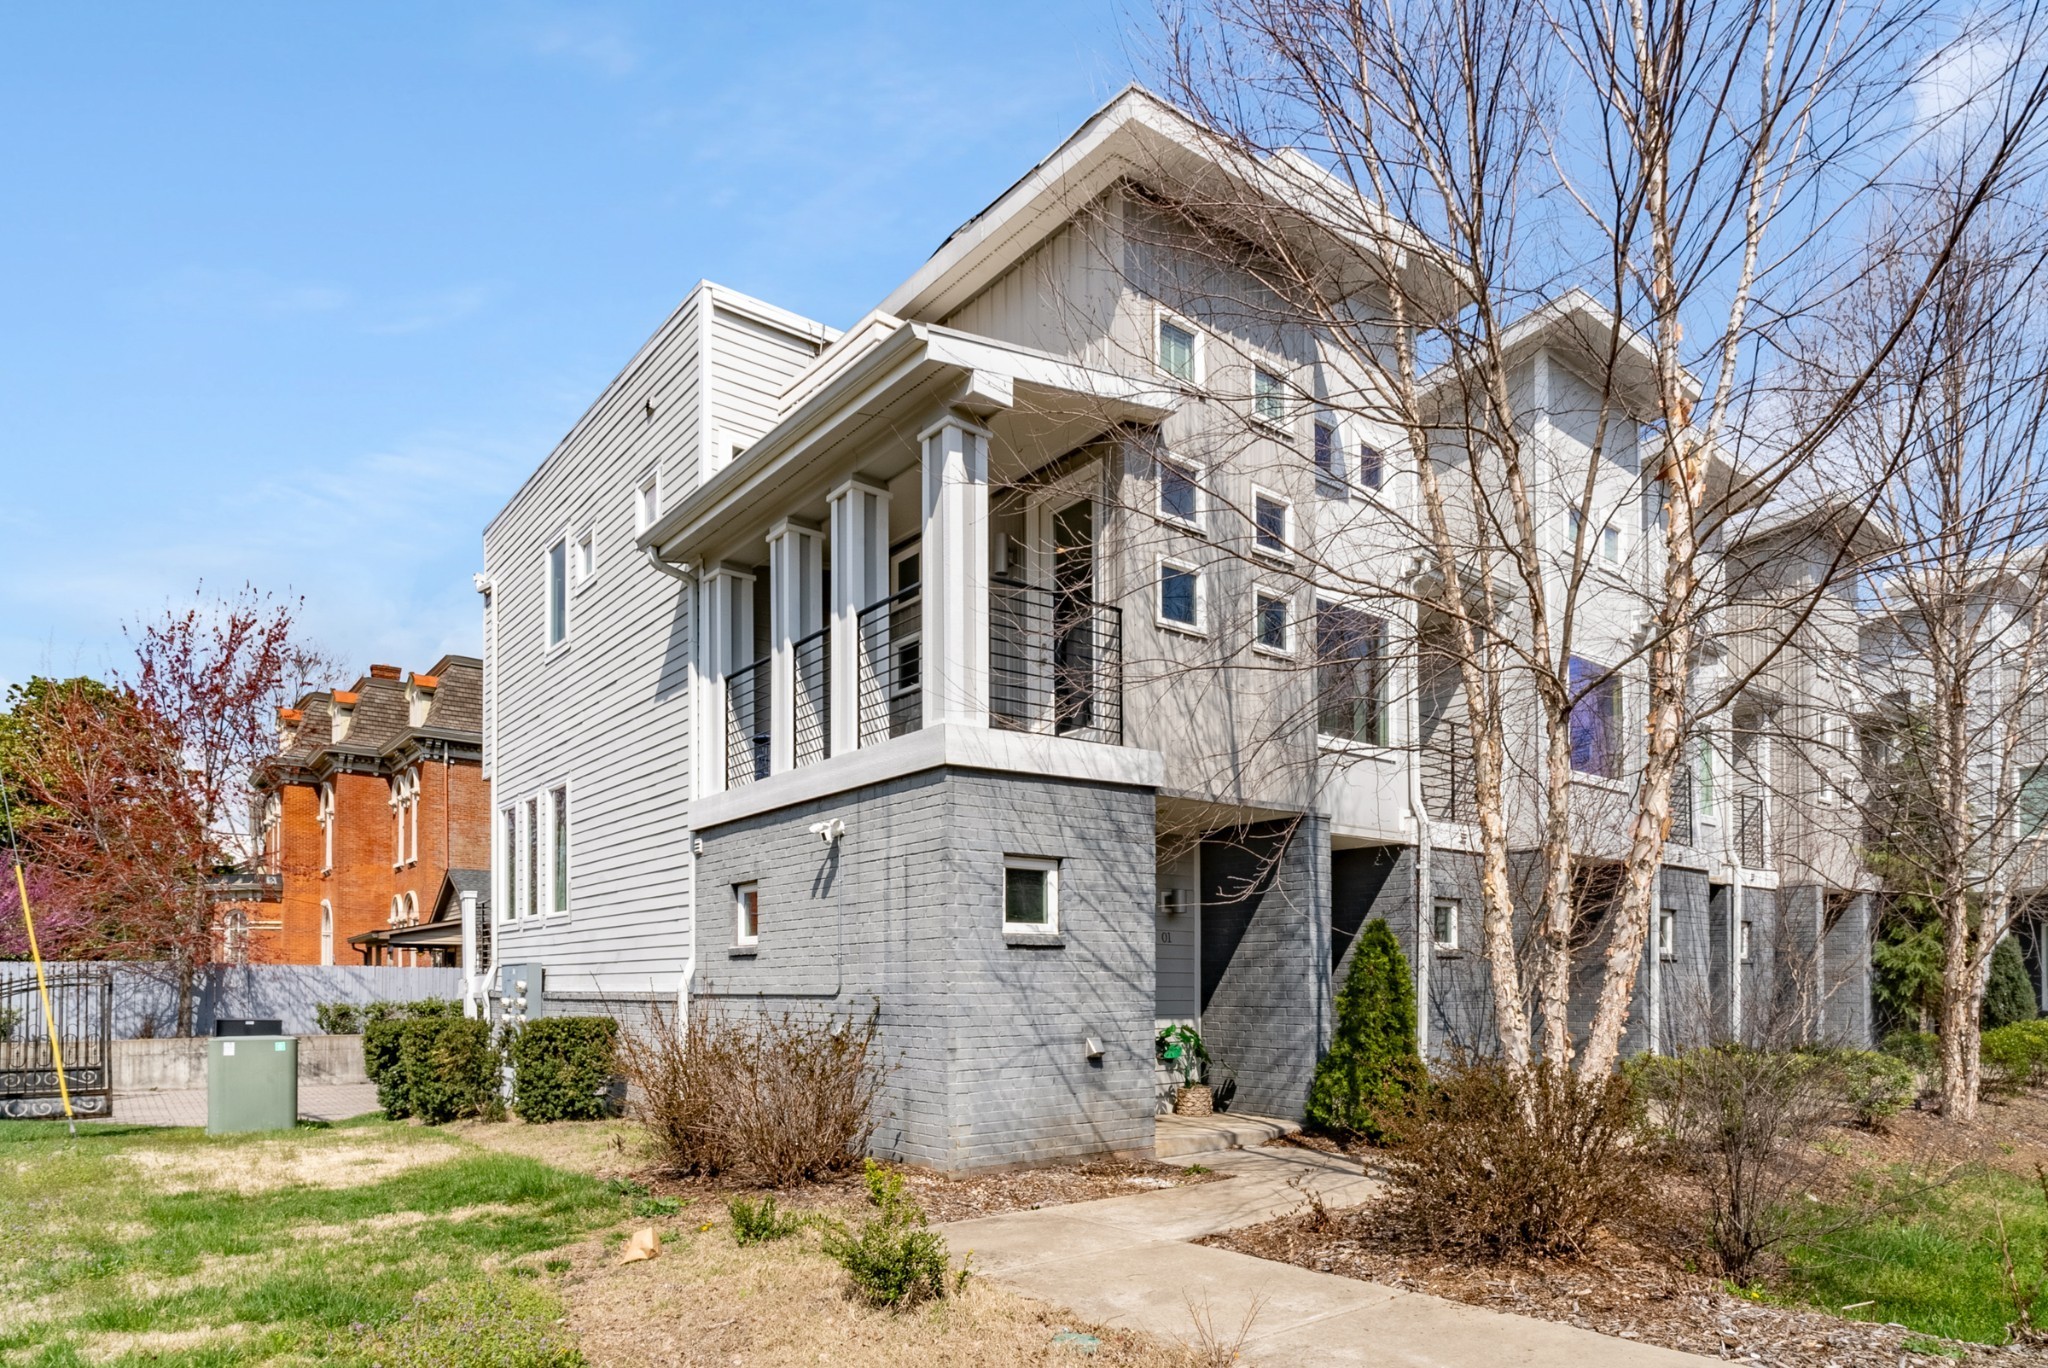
[364,1016,500,1122]
[315,998,462,1035]
[508,1017,619,1122]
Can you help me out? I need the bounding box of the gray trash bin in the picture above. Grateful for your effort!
[207,1035,298,1134]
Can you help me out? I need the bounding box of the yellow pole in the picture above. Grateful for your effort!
[11,858,77,1134]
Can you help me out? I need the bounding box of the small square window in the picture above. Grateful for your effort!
[1159,459,1199,525]
[1256,593,1290,653]
[1004,857,1059,932]
[634,473,660,533]
[1658,907,1677,961]
[1433,897,1460,952]
[575,530,595,583]
[1253,493,1288,554]
[1254,368,1287,426]
[1158,317,1197,382]
[1357,444,1384,490]
[1313,421,1341,479]
[1159,562,1201,629]
[734,882,760,946]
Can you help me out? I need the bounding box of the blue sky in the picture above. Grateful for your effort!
[0,2,1139,693]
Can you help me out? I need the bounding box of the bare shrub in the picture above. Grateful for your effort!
[1632,1045,1850,1279]
[619,1003,885,1186]
[1381,1061,1647,1258]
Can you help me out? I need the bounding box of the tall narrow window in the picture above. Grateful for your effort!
[500,807,518,925]
[1252,493,1288,555]
[635,472,659,533]
[319,902,333,966]
[546,538,567,647]
[1255,593,1290,653]
[1658,907,1678,961]
[524,796,539,917]
[1432,897,1460,952]
[1158,459,1199,525]
[318,783,334,872]
[1254,368,1286,425]
[735,881,760,946]
[1313,421,1341,479]
[1739,918,1753,962]
[1157,317,1196,382]
[1569,656,1623,777]
[575,529,595,582]
[551,784,569,914]
[1316,601,1387,744]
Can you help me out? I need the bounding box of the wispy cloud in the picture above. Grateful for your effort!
[506,11,640,78]
[363,284,497,336]
[132,266,352,317]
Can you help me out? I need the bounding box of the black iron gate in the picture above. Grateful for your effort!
[0,965,113,1119]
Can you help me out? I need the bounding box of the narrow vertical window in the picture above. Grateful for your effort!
[1658,907,1678,961]
[500,807,517,924]
[1255,593,1290,653]
[635,473,660,533]
[1313,421,1341,479]
[1252,494,1288,554]
[1739,919,1754,962]
[1316,601,1387,744]
[1357,443,1384,490]
[1568,657,1623,777]
[319,902,333,966]
[735,881,760,946]
[1157,317,1196,382]
[547,538,567,647]
[1254,368,1286,425]
[551,785,569,914]
[1432,897,1460,952]
[524,796,539,917]
[1158,459,1199,525]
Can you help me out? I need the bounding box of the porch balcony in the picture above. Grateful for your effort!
[644,317,1170,805]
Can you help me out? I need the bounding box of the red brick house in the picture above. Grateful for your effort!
[244,656,489,965]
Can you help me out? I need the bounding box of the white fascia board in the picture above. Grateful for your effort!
[922,326,1179,419]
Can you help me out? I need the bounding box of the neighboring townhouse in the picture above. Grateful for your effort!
[479,88,1879,1169]
[248,657,490,966]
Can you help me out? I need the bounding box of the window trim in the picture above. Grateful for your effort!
[633,469,661,535]
[1738,918,1754,963]
[1253,586,1294,658]
[319,901,334,967]
[1155,556,1207,636]
[1432,896,1461,954]
[1315,596,1391,748]
[1249,486,1292,561]
[573,526,598,590]
[734,880,760,947]
[1355,440,1386,492]
[547,783,571,918]
[1658,906,1678,962]
[317,782,334,874]
[1252,365,1291,432]
[1568,655,1625,779]
[1312,417,1344,484]
[498,805,519,926]
[523,795,540,918]
[1156,454,1204,530]
[544,532,570,653]
[1002,855,1061,935]
[1154,306,1203,386]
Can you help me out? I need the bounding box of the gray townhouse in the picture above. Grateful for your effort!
[475,88,1880,1170]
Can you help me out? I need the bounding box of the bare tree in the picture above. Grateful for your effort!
[1055,0,2048,1078]
[1799,178,2048,1118]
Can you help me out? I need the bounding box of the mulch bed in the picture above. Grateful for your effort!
[628,1155,1226,1224]
[1203,1204,2043,1365]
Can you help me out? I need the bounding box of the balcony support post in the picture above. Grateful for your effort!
[920,413,992,729]
[829,478,890,756]
[767,517,825,774]
[698,564,755,792]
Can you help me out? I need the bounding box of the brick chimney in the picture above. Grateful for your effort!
[369,664,401,680]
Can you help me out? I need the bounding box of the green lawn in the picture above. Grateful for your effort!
[0,1117,624,1366]
[1779,1166,2048,1344]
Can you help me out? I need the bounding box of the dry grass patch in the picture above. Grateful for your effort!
[448,1113,648,1175]
[560,1213,1192,1367]
[75,1323,251,1364]
[122,1135,455,1193]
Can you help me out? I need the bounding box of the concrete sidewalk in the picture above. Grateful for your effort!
[109,1082,381,1127]
[943,1142,1716,1367]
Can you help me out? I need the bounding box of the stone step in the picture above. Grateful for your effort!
[1154,1110,1301,1159]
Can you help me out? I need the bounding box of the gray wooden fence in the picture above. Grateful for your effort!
[2,962,464,1038]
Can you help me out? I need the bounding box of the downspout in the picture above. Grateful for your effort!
[1731,870,1745,1043]
[644,545,700,1029]
[458,888,479,1018]
[1407,610,1432,1059]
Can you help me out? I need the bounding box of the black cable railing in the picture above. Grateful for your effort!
[1735,793,1769,868]
[1669,762,1696,846]
[1421,744,1474,823]
[725,656,771,789]
[990,577,1123,744]
[792,625,830,768]
[857,587,923,747]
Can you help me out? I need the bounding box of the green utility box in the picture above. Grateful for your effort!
[206,1035,299,1134]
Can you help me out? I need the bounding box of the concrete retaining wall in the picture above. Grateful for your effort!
[113,1034,367,1092]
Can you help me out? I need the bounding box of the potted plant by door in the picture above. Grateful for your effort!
[1156,1025,1213,1115]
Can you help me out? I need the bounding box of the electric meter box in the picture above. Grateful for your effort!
[206,1035,298,1134]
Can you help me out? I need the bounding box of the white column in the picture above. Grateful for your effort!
[767,518,825,773]
[698,565,755,790]
[459,888,479,1018]
[829,478,891,755]
[920,414,992,729]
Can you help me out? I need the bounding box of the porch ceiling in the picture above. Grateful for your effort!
[640,321,1177,568]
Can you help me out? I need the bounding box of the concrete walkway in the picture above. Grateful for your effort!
[943,1142,1716,1366]
[110,1082,381,1127]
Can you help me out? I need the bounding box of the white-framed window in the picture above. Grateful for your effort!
[319,901,333,966]
[404,890,419,927]
[1157,558,1205,633]
[1251,489,1290,557]
[1357,442,1385,490]
[498,806,518,925]
[1156,308,1201,384]
[1157,456,1201,527]
[887,543,922,699]
[1739,918,1753,963]
[1003,856,1059,933]
[549,784,570,915]
[574,528,596,585]
[1568,509,1624,564]
[1313,419,1342,481]
[523,795,540,917]
[317,782,335,873]
[1432,897,1460,953]
[1658,907,1678,961]
[390,767,419,868]
[1253,367,1288,428]
[1317,600,1388,745]
[734,881,760,946]
[634,470,660,534]
[545,535,568,649]
[1254,590,1292,655]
